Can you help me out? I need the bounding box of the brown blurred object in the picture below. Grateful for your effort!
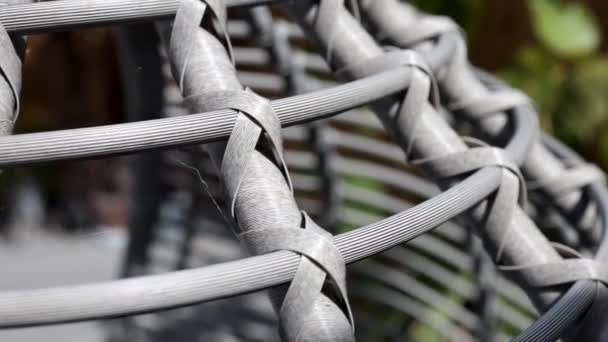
[584,0,608,53]
[16,28,127,230]
[469,0,534,71]
[470,0,608,70]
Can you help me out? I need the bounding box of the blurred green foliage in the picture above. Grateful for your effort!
[529,0,600,57]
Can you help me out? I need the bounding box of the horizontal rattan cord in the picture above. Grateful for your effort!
[0,68,410,167]
[0,0,281,34]
[0,165,501,328]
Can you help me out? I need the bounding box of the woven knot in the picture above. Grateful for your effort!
[413,144,526,263]
[500,245,608,287]
[0,119,13,136]
[528,162,605,199]
[335,40,527,267]
[447,89,532,121]
[337,49,439,159]
[240,212,353,341]
[379,12,460,47]
[168,2,354,339]
[336,48,435,87]
[184,88,292,218]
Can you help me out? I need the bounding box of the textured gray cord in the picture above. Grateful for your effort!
[0,67,410,166]
[164,1,353,340]
[513,280,597,342]
[0,0,280,34]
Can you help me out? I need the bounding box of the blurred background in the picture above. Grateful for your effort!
[1,0,608,341]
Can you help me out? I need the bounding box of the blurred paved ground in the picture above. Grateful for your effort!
[0,228,125,342]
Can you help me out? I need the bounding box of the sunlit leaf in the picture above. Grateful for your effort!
[528,0,600,58]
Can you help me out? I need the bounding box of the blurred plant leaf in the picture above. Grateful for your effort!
[499,46,565,130]
[559,60,608,138]
[528,0,600,58]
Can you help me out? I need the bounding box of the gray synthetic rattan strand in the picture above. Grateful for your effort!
[0,68,410,166]
[164,1,353,340]
[0,0,279,34]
